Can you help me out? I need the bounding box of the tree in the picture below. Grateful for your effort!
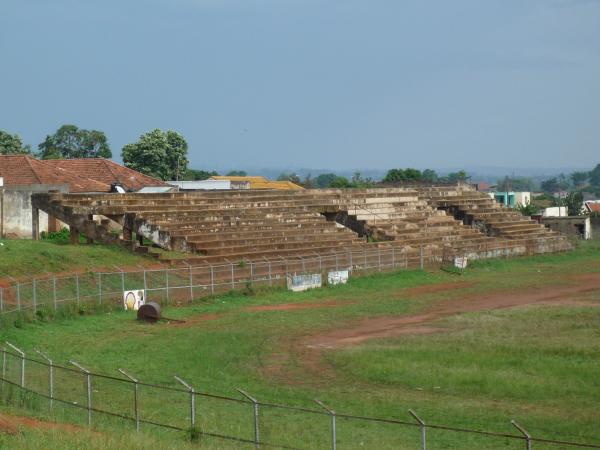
[315,173,337,188]
[302,174,315,189]
[329,176,351,188]
[181,169,219,181]
[541,176,570,194]
[446,170,468,183]
[38,124,111,159]
[515,199,539,216]
[383,168,422,183]
[277,172,301,184]
[570,171,589,189]
[421,169,438,182]
[496,176,535,192]
[564,191,584,216]
[589,164,600,189]
[0,130,30,154]
[227,170,247,177]
[122,129,188,180]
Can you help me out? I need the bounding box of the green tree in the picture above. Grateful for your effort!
[570,171,589,189]
[38,124,111,159]
[227,170,247,176]
[181,169,219,181]
[277,172,301,184]
[446,170,468,182]
[122,129,188,180]
[421,169,438,182]
[515,199,539,216]
[315,173,337,188]
[589,164,600,189]
[0,130,30,154]
[497,176,535,192]
[541,175,570,194]
[564,191,584,216]
[329,176,351,188]
[383,168,422,183]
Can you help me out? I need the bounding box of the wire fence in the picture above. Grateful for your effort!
[0,343,598,449]
[0,236,570,317]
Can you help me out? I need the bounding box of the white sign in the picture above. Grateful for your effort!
[123,290,145,311]
[287,274,322,292]
[0,177,3,187]
[328,270,349,285]
[454,257,468,269]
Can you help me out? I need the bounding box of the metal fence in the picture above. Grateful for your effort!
[0,343,598,449]
[0,237,570,317]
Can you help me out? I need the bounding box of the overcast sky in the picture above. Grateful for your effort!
[1,0,598,172]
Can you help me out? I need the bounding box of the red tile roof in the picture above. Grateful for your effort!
[44,158,167,192]
[585,201,600,213]
[0,155,111,192]
[0,156,165,193]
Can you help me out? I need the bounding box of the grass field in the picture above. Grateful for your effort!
[0,239,153,280]
[0,241,599,449]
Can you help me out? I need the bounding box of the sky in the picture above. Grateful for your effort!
[1,0,599,173]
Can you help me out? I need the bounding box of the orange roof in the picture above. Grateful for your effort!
[44,158,167,192]
[585,201,600,213]
[211,176,303,190]
[0,155,110,192]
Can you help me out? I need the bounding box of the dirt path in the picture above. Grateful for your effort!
[0,413,85,435]
[265,273,600,383]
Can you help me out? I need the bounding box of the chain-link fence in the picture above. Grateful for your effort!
[0,237,570,317]
[0,343,598,449]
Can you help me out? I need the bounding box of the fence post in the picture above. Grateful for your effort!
[1,347,5,390]
[165,269,170,304]
[6,342,25,388]
[34,349,53,410]
[0,288,3,312]
[174,376,196,432]
[98,273,102,305]
[53,276,57,312]
[364,248,367,269]
[231,264,235,290]
[236,388,260,449]
[188,265,194,302]
[378,248,381,271]
[119,368,140,432]
[16,283,21,311]
[348,249,353,270]
[268,261,272,287]
[210,265,215,295]
[420,246,424,270]
[511,420,532,450]
[250,262,254,285]
[392,247,395,269]
[143,270,148,299]
[69,360,92,426]
[32,279,37,313]
[75,274,80,308]
[121,270,126,295]
[315,399,336,450]
[409,409,426,450]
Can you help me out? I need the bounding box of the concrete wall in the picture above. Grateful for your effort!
[541,216,591,240]
[591,217,600,240]
[1,184,68,238]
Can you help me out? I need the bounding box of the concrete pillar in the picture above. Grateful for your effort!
[48,215,59,233]
[70,227,80,245]
[32,207,40,240]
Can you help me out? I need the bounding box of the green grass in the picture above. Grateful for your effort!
[0,239,154,279]
[0,241,599,449]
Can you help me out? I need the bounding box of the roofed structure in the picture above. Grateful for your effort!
[44,158,167,192]
[210,176,303,190]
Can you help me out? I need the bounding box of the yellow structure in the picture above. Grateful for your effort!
[210,176,303,190]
